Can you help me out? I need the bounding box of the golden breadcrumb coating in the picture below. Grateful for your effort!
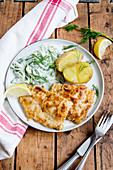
[50,83,95,124]
[19,85,72,130]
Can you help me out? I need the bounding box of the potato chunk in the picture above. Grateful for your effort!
[63,62,93,84]
[56,49,84,72]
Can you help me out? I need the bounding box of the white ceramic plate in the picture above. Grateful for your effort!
[5,39,104,132]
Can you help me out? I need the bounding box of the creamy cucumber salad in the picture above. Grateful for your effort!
[10,45,65,86]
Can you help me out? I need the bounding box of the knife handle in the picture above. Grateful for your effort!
[75,135,102,170]
[57,152,80,170]
[75,136,96,170]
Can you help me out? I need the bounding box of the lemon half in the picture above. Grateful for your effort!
[94,39,112,59]
[4,84,31,98]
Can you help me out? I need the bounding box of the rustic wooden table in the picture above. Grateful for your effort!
[0,0,113,169]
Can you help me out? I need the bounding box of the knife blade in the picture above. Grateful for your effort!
[77,134,94,156]
[57,134,94,170]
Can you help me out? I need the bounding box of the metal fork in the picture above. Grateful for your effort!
[75,110,113,170]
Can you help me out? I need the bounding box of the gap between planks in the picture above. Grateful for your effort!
[14,2,25,170]
[87,3,97,169]
[54,28,58,170]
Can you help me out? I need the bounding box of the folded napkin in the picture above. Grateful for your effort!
[0,0,78,160]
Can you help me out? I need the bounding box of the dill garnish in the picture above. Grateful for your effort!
[88,60,95,64]
[79,65,89,73]
[92,84,99,104]
[62,45,77,50]
[63,24,113,44]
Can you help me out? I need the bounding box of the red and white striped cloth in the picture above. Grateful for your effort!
[0,0,78,160]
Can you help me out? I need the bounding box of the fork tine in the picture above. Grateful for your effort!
[97,110,108,127]
[99,110,109,127]
[102,112,112,129]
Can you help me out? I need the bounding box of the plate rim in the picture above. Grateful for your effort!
[5,38,104,132]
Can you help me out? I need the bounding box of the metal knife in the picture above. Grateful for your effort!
[57,134,96,170]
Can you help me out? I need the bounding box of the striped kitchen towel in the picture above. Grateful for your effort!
[0,0,78,160]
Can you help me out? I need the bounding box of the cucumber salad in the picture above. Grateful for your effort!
[10,45,64,86]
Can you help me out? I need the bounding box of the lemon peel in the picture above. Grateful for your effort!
[94,39,112,59]
[4,84,31,98]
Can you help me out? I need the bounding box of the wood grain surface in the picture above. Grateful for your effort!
[0,0,113,170]
[90,0,113,169]
[0,0,22,170]
[0,0,22,38]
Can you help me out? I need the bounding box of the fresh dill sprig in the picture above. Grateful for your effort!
[92,84,99,97]
[49,63,56,69]
[63,24,79,31]
[88,60,95,64]
[92,84,99,104]
[63,24,113,44]
[79,65,89,73]
[62,45,77,50]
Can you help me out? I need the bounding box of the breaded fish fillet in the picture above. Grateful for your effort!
[50,83,95,124]
[19,86,72,130]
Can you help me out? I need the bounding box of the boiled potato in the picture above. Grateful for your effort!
[56,49,84,72]
[63,62,93,84]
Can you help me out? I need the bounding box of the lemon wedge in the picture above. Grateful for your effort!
[94,39,112,59]
[4,84,31,98]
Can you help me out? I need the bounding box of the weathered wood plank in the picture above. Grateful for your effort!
[57,3,89,50]
[57,121,95,170]
[89,0,113,169]
[16,127,55,170]
[24,1,39,14]
[0,0,22,38]
[0,0,22,169]
[79,0,99,2]
[56,3,95,170]
[15,2,55,170]
[0,154,15,170]
[15,0,35,2]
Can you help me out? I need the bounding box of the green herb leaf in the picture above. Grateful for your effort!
[62,45,77,50]
[92,84,99,104]
[17,58,24,64]
[49,63,56,69]
[92,84,99,97]
[25,56,34,61]
[63,24,113,44]
[63,24,79,32]
[88,60,95,64]
[48,49,55,62]
[79,65,89,73]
